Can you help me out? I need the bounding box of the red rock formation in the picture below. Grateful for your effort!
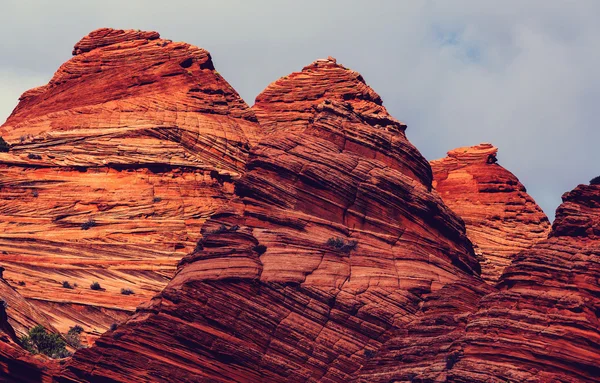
[445,183,600,382]
[431,143,551,282]
[0,28,258,339]
[52,58,487,383]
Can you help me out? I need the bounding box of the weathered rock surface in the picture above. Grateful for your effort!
[445,183,600,382]
[0,29,597,383]
[431,143,551,283]
[53,58,488,383]
[0,28,258,339]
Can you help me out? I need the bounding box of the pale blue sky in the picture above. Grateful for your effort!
[2,1,599,220]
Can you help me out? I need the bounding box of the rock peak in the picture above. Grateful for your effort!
[72,28,161,55]
[431,143,551,282]
[445,142,498,165]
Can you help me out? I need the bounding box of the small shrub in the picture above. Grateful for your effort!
[152,196,162,203]
[62,281,73,289]
[109,323,118,331]
[32,190,39,198]
[90,282,102,291]
[68,325,84,335]
[364,349,376,359]
[27,153,42,160]
[20,325,70,358]
[81,218,96,230]
[18,281,26,286]
[590,176,600,185]
[252,244,267,255]
[0,137,9,152]
[121,288,134,295]
[65,325,84,349]
[326,237,358,253]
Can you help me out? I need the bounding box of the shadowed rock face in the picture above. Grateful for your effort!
[53,58,488,383]
[431,143,551,283]
[0,28,259,339]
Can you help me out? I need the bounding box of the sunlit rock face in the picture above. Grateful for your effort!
[54,58,487,383]
[431,143,551,283]
[0,28,259,338]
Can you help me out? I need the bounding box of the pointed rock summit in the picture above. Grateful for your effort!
[431,143,551,282]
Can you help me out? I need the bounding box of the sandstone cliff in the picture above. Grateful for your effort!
[0,28,259,339]
[0,28,597,383]
[444,182,600,382]
[431,143,551,283]
[52,57,489,383]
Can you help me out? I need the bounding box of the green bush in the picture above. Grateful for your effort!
[90,282,102,290]
[326,237,358,253]
[590,176,600,185]
[81,218,97,230]
[120,288,134,295]
[65,325,84,349]
[19,325,70,358]
[62,281,73,289]
[0,137,9,153]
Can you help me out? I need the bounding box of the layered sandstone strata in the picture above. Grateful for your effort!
[0,28,258,338]
[53,58,488,383]
[431,143,551,282]
[445,183,600,382]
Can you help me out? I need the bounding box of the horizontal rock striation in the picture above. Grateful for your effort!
[431,143,551,283]
[54,58,487,383]
[447,182,600,382]
[0,28,258,338]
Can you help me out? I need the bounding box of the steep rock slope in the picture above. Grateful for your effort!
[431,143,551,282]
[0,28,258,338]
[446,182,600,382]
[54,58,488,383]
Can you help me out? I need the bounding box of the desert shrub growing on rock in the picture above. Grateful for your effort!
[590,176,600,185]
[90,281,102,290]
[0,137,9,152]
[19,325,70,358]
[326,237,358,253]
[121,288,134,295]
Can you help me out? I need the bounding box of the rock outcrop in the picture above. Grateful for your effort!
[0,29,597,383]
[431,143,551,283]
[52,58,489,383]
[445,183,600,382]
[0,28,259,339]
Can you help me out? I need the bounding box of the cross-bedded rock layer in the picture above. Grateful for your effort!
[0,28,258,339]
[52,58,489,383]
[445,183,600,383]
[0,29,598,383]
[431,143,551,283]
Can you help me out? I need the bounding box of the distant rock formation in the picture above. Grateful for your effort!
[431,143,551,283]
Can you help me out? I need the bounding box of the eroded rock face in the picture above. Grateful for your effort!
[0,28,258,338]
[446,183,600,383]
[54,58,488,383]
[431,143,551,283]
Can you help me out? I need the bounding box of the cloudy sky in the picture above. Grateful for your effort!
[2,1,599,219]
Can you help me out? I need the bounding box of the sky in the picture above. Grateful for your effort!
[1,1,599,220]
